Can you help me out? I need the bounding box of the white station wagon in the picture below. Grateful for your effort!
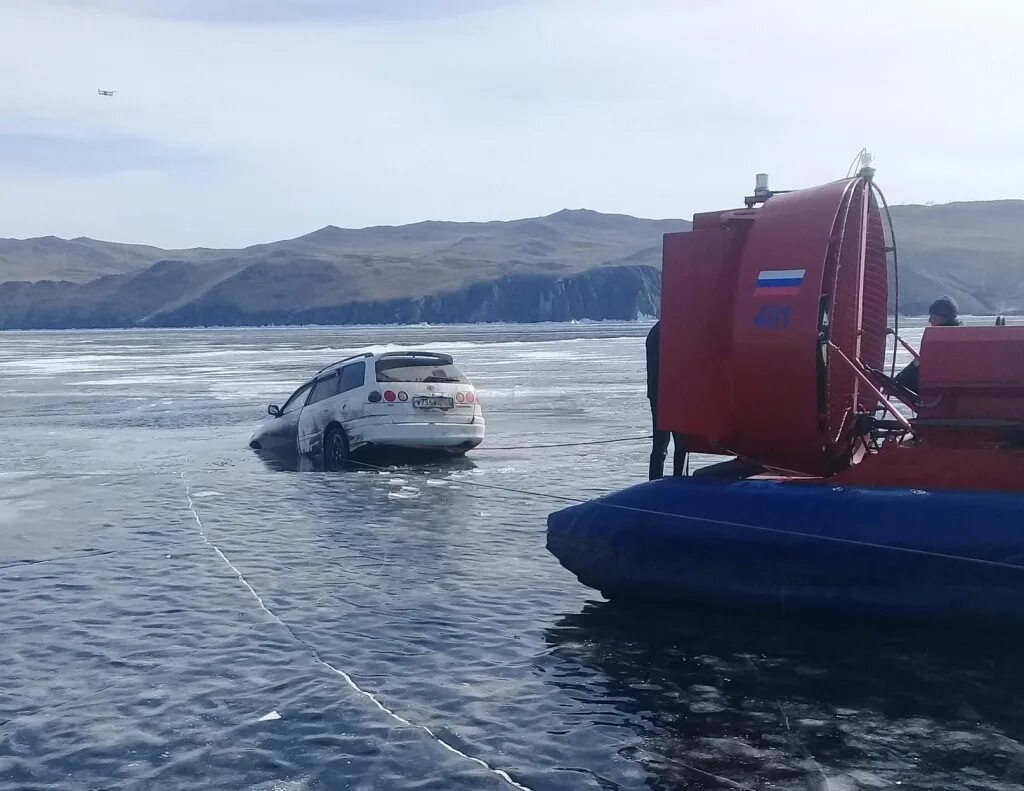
[250,351,485,469]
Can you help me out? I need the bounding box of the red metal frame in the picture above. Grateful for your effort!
[826,341,913,433]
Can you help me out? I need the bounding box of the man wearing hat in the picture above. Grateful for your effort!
[893,295,963,394]
[925,296,962,328]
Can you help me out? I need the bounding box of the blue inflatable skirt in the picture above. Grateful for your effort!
[546,477,1024,627]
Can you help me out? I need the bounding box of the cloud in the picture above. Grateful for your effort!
[52,0,522,25]
[0,0,1023,247]
[0,131,204,177]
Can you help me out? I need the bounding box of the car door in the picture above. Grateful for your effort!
[258,381,313,453]
[297,361,368,458]
[297,370,340,455]
[335,361,367,421]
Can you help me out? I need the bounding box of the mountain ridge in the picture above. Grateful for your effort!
[1,202,1022,329]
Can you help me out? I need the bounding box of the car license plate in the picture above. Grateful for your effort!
[413,396,453,409]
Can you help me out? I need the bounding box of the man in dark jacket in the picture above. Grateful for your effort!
[646,321,688,480]
[893,295,963,394]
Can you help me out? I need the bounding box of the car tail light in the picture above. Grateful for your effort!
[455,392,465,404]
[368,391,382,403]
[397,391,408,402]
[384,390,397,402]
[465,392,476,404]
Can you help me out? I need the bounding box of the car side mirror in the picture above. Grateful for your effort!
[268,404,281,417]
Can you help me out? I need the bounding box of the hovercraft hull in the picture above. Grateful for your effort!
[546,478,1024,626]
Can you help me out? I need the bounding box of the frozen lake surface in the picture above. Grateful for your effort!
[2,320,1023,790]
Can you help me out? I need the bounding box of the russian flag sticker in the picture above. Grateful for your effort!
[755,269,805,296]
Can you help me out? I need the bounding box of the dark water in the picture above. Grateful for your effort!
[2,321,1024,790]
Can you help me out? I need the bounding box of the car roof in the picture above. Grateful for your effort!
[314,352,373,377]
[312,350,455,378]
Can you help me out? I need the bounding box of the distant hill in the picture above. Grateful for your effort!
[0,235,229,283]
[887,200,1024,314]
[0,210,685,328]
[0,209,683,290]
[0,201,1021,329]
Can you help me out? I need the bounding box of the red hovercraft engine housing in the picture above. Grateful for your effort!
[658,172,1024,489]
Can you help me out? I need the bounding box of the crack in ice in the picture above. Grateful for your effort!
[180,472,531,791]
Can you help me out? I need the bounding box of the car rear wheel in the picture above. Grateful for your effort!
[324,425,350,471]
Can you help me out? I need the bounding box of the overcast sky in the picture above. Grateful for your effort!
[2,0,1022,248]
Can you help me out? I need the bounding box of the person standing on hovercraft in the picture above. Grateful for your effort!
[646,320,688,480]
[893,296,963,394]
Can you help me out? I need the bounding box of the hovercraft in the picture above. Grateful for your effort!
[547,159,1024,626]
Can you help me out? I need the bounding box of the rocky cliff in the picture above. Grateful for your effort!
[1,202,1022,329]
[0,262,660,329]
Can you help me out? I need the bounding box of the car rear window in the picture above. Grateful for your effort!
[375,357,468,384]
